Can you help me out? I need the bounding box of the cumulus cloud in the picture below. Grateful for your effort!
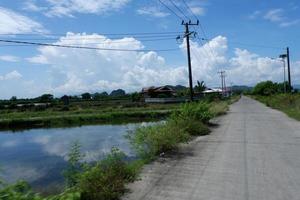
[24,0,131,17]
[0,7,45,34]
[26,32,187,95]
[137,6,170,18]
[250,8,300,27]
[0,70,22,81]
[0,55,20,62]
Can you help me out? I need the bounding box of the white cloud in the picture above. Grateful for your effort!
[27,55,49,64]
[0,55,20,62]
[137,6,170,18]
[25,32,187,95]
[248,10,261,19]
[0,70,22,81]
[251,8,300,27]
[189,6,205,16]
[0,7,45,34]
[264,9,285,22]
[24,0,131,17]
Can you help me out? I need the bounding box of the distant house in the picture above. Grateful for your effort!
[141,86,186,103]
[141,86,176,98]
[202,88,223,94]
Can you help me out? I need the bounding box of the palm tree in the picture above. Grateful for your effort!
[195,81,206,93]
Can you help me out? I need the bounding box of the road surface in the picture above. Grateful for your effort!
[123,96,300,200]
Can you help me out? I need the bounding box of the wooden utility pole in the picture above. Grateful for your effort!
[181,20,199,101]
[286,47,292,92]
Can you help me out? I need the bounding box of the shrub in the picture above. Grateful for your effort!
[63,141,85,187]
[126,123,189,160]
[0,181,43,200]
[171,102,213,123]
[78,148,135,200]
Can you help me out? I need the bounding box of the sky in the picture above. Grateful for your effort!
[0,0,300,99]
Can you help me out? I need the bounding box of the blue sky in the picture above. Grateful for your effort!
[0,0,300,99]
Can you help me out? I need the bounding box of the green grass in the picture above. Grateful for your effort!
[0,104,177,130]
[253,94,300,120]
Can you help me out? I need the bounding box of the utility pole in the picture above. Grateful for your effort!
[181,20,199,101]
[218,71,226,96]
[279,54,287,93]
[286,47,292,92]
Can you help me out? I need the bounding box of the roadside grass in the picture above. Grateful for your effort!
[253,94,300,121]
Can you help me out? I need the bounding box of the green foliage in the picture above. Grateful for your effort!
[171,102,213,123]
[194,80,206,93]
[81,93,91,100]
[252,81,293,96]
[0,181,43,200]
[63,141,85,187]
[254,94,300,121]
[78,147,136,200]
[40,94,54,103]
[126,122,190,160]
[127,102,214,160]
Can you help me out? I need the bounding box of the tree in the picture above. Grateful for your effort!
[93,92,108,100]
[81,93,91,100]
[10,96,17,102]
[110,89,126,97]
[40,94,54,102]
[194,81,206,93]
[252,81,278,96]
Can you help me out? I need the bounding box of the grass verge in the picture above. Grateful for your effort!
[252,94,300,120]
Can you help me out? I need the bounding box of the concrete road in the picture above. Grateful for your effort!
[123,96,300,200]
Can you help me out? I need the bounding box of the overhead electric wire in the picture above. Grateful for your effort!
[0,39,180,52]
[0,34,181,41]
[0,31,182,36]
[168,0,190,20]
[157,0,184,20]
[0,37,177,47]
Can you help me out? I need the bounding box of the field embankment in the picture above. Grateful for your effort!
[252,94,300,121]
[0,104,178,131]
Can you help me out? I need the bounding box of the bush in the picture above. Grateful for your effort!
[0,181,43,200]
[127,123,189,160]
[169,118,210,136]
[171,102,213,123]
[78,148,136,200]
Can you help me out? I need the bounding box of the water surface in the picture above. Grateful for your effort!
[0,123,149,194]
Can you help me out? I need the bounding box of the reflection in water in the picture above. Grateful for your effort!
[0,123,150,194]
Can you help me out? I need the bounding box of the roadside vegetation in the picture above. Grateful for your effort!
[250,81,300,121]
[0,95,239,200]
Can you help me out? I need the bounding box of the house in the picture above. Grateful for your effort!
[141,86,176,98]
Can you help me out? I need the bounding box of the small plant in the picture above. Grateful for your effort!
[63,141,85,188]
[78,147,136,200]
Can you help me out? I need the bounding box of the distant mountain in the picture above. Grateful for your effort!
[165,85,188,91]
[231,85,253,92]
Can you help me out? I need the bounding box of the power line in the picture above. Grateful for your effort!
[168,0,190,20]
[0,31,182,36]
[182,0,198,21]
[0,34,181,41]
[157,0,184,20]
[0,39,180,52]
[0,37,177,47]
